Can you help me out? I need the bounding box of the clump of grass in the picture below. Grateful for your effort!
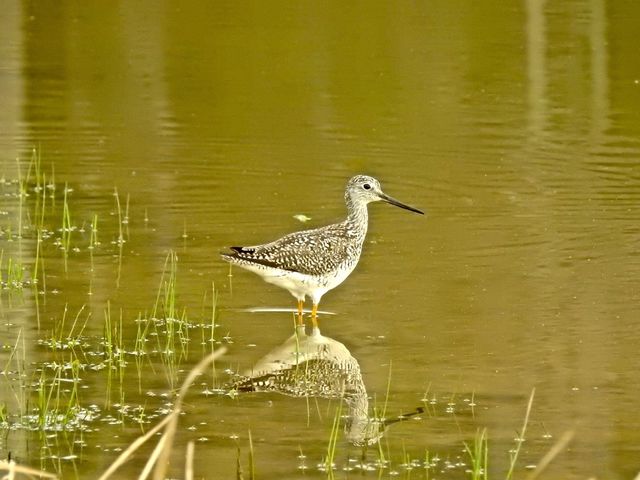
[2,328,24,375]
[101,301,128,409]
[16,157,25,239]
[34,225,43,285]
[8,149,91,281]
[45,304,89,351]
[89,213,99,248]
[113,187,125,246]
[0,251,29,289]
[464,428,488,480]
[103,301,115,363]
[199,281,218,352]
[25,146,44,191]
[61,182,72,252]
[155,252,189,352]
[112,187,126,287]
[35,359,83,431]
[134,312,152,357]
[1,329,29,427]
[0,403,7,425]
[153,250,179,322]
[87,213,99,295]
[143,250,200,390]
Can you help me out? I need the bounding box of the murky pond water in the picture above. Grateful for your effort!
[1,1,639,479]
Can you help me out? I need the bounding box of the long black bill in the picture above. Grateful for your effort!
[378,192,424,215]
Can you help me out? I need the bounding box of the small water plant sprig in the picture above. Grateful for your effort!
[465,428,488,480]
[35,359,83,431]
[61,182,73,252]
[0,250,31,290]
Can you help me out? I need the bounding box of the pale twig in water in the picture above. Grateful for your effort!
[185,441,195,480]
[0,460,58,479]
[96,413,173,480]
[96,348,226,480]
[152,348,227,480]
[525,430,574,480]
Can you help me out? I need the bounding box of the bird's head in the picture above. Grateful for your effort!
[346,175,424,215]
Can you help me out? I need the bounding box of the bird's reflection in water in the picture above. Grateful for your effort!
[229,325,422,446]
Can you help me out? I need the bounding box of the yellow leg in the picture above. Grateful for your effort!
[311,303,319,329]
[297,299,304,326]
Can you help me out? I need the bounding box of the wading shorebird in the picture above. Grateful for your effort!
[221,175,424,327]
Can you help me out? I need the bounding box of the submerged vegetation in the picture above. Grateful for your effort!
[0,151,568,479]
[0,151,227,477]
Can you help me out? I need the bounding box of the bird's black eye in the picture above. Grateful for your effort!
[363,184,371,190]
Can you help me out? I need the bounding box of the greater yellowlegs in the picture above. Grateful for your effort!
[221,175,424,327]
